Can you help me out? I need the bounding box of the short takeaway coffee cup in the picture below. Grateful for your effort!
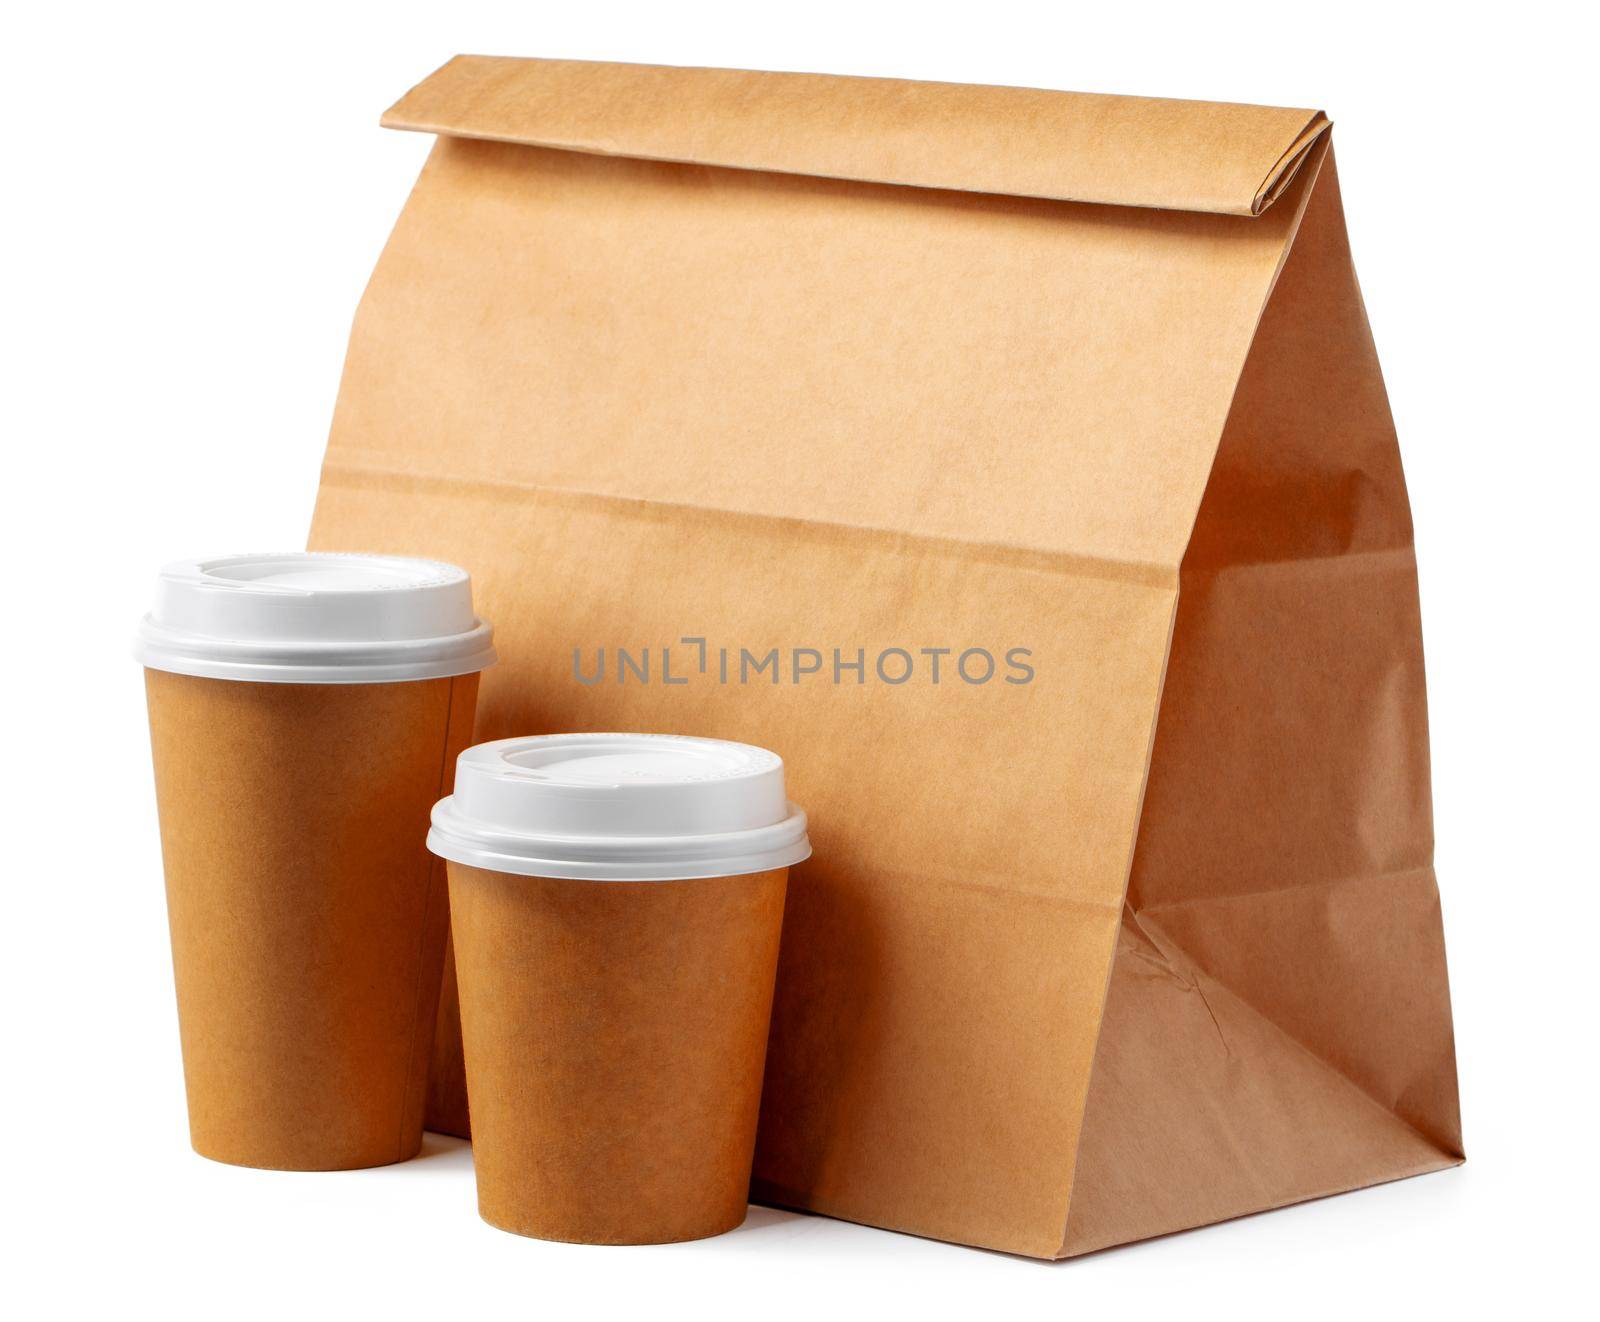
[427,733,810,1244]
[136,552,494,1170]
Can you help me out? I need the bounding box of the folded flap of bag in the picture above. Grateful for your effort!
[382,56,1329,217]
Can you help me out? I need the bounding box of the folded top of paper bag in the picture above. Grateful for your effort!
[382,55,1328,216]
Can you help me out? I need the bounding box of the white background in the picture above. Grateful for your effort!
[4,2,1594,1316]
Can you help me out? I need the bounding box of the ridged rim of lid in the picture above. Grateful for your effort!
[133,552,496,684]
[428,733,811,881]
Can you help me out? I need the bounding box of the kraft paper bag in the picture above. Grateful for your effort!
[308,56,1462,1257]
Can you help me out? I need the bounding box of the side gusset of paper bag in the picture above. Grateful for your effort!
[1062,153,1462,1256]
[308,56,1461,1258]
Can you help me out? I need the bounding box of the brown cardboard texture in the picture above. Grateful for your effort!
[423,928,471,1137]
[447,864,788,1244]
[309,56,1462,1255]
[146,669,478,1169]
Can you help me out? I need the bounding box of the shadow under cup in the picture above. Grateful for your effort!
[137,552,493,1170]
[428,732,810,1244]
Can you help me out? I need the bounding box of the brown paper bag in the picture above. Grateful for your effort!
[309,56,1461,1256]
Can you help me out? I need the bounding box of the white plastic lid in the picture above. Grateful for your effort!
[134,553,496,684]
[428,733,812,881]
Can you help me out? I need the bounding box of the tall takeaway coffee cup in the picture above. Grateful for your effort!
[136,553,495,1170]
[427,733,810,1243]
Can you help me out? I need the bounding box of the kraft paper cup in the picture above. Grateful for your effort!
[136,553,494,1170]
[427,733,810,1244]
